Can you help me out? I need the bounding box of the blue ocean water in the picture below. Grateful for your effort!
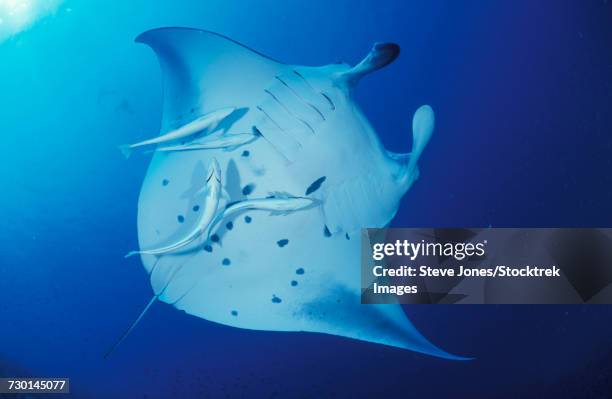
[1,1,611,398]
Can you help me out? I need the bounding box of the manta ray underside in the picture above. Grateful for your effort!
[117,27,466,360]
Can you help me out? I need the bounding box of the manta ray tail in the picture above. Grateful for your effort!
[104,295,157,359]
[118,144,133,159]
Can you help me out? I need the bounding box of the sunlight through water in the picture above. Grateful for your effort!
[0,0,63,42]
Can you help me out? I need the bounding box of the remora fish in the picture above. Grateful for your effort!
[118,107,237,158]
[125,159,223,257]
[156,130,259,153]
[206,193,318,237]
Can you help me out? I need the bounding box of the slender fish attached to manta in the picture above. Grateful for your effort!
[206,193,318,237]
[125,159,224,257]
[119,107,237,158]
[156,130,259,153]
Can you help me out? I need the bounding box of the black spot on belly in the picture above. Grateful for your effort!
[323,225,331,237]
[162,179,170,186]
[305,176,326,195]
[211,234,220,242]
[204,245,213,253]
[241,150,250,157]
[271,295,282,304]
[245,216,252,223]
[296,268,305,275]
[226,221,234,230]
[291,280,298,287]
[345,233,350,240]
[277,239,289,248]
[192,205,200,212]
[222,258,231,266]
[242,183,255,196]
[231,310,238,316]
[177,215,185,223]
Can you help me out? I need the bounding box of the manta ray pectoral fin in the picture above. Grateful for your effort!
[135,28,285,126]
[337,42,400,86]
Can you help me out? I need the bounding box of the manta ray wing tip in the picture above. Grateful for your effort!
[134,27,171,44]
[438,352,474,361]
[419,342,473,361]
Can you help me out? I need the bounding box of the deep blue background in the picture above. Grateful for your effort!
[1,1,611,398]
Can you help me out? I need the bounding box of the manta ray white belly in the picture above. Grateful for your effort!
[127,28,463,359]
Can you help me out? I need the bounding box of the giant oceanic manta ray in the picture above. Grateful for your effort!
[112,27,467,360]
